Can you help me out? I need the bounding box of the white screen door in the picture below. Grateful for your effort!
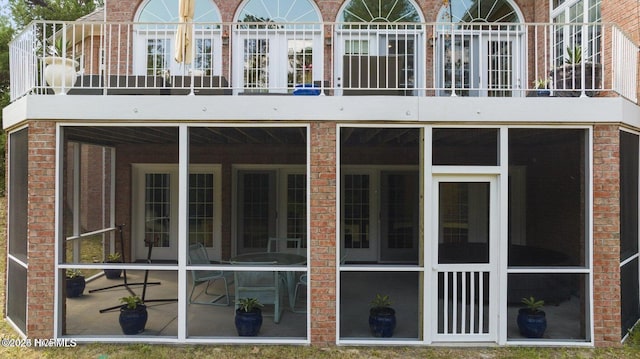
[432,175,498,342]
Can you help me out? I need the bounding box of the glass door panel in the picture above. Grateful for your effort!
[139,173,176,260]
[243,39,270,93]
[380,172,419,263]
[432,176,497,342]
[342,174,376,261]
[237,171,276,254]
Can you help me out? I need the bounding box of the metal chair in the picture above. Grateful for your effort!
[188,243,233,306]
[292,273,308,313]
[267,237,302,255]
[231,261,283,323]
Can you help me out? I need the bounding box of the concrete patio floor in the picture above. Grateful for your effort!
[64,270,585,341]
[65,270,307,338]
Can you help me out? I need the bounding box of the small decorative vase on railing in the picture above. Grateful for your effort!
[43,56,78,95]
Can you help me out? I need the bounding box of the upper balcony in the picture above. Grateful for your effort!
[8,20,639,104]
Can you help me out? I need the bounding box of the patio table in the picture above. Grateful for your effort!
[230,252,306,311]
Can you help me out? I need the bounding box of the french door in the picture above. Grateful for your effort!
[431,175,498,342]
[233,32,322,94]
[132,165,221,261]
[236,168,307,255]
[341,170,419,263]
[437,33,521,97]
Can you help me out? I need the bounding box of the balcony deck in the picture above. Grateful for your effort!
[8,21,638,104]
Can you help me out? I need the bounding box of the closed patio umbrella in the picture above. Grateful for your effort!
[175,0,195,64]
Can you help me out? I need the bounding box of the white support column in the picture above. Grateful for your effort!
[177,125,189,340]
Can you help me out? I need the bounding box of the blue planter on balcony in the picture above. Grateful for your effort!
[292,83,321,96]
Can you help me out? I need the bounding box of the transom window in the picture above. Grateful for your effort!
[339,0,421,23]
[137,0,221,23]
[237,0,320,24]
[438,0,520,23]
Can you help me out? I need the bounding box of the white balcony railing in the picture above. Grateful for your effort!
[8,20,638,103]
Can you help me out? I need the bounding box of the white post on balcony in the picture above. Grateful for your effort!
[450,22,457,97]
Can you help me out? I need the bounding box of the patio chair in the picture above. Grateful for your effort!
[267,237,302,255]
[231,261,283,323]
[292,273,307,313]
[188,243,233,306]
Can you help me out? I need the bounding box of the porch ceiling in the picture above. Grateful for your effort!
[64,126,423,147]
[63,126,309,146]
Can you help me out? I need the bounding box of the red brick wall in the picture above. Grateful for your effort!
[309,122,337,346]
[104,0,538,83]
[27,121,57,338]
[592,124,621,347]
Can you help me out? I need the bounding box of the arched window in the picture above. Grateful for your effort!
[137,0,221,23]
[232,0,323,93]
[334,0,425,95]
[435,0,525,97]
[339,0,421,23]
[236,0,320,24]
[437,0,520,24]
[134,0,222,76]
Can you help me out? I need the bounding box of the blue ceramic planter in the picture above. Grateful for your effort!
[119,305,148,335]
[65,276,85,298]
[517,308,547,338]
[235,309,263,336]
[369,307,396,337]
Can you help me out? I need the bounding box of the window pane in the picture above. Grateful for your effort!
[340,0,421,22]
[145,174,171,248]
[65,270,178,336]
[8,128,28,262]
[340,271,421,339]
[6,260,27,333]
[189,173,214,247]
[287,174,306,246]
[620,131,638,260]
[439,182,490,264]
[344,174,370,250]
[507,273,588,340]
[433,128,499,166]
[621,258,640,336]
[508,129,586,267]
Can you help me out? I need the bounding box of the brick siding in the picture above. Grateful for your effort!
[592,124,622,347]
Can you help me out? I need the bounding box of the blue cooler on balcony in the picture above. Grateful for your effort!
[292,83,321,96]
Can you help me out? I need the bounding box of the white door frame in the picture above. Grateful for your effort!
[430,174,499,342]
[232,29,323,94]
[436,30,524,97]
[132,164,222,261]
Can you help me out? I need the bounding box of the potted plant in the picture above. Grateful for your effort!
[533,78,550,97]
[119,295,148,335]
[235,297,264,336]
[43,35,79,95]
[65,269,85,298]
[551,45,602,97]
[103,252,122,279]
[368,294,396,337]
[516,296,547,338]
